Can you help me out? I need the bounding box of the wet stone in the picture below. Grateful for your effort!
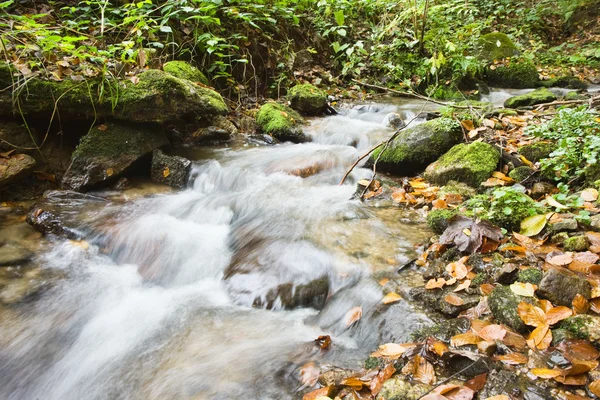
[0,243,32,266]
[0,154,36,187]
[563,235,589,252]
[410,286,480,317]
[548,217,578,233]
[150,150,191,189]
[538,267,592,306]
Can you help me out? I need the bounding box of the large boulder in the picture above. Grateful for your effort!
[62,122,168,191]
[487,60,539,88]
[150,149,191,188]
[537,267,592,306]
[287,83,327,115]
[0,153,36,187]
[372,118,463,175]
[0,64,228,124]
[477,32,519,61]
[424,142,500,187]
[504,88,557,108]
[256,102,307,143]
[162,61,209,85]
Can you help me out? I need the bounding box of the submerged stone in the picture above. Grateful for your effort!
[62,122,168,191]
[424,142,500,187]
[0,242,32,266]
[504,88,557,108]
[256,102,307,143]
[372,118,463,175]
[287,83,327,115]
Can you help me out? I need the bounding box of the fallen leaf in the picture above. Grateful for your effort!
[163,167,170,178]
[461,120,475,131]
[517,302,547,327]
[439,216,503,254]
[510,282,536,297]
[547,252,574,266]
[435,384,475,400]
[408,354,436,385]
[314,335,331,350]
[538,299,554,313]
[546,195,568,210]
[106,167,114,177]
[590,380,600,396]
[344,306,362,327]
[530,367,560,379]
[303,386,334,400]
[454,280,471,292]
[300,362,320,387]
[545,306,573,325]
[572,294,590,315]
[432,198,448,210]
[382,292,402,304]
[339,376,364,390]
[447,261,469,280]
[502,331,528,350]
[426,278,447,289]
[370,363,396,396]
[376,342,417,359]
[451,332,482,347]
[528,324,552,350]
[520,213,551,237]
[581,188,599,202]
[558,339,600,361]
[480,283,495,295]
[430,340,449,357]
[444,293,465,306]
[465,373,487,392]
[553,374,587,385]
[483,396,510,400]
[478,324,507,341]
[493,353,528,365]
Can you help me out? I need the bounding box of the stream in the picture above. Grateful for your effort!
[0,88,594,399]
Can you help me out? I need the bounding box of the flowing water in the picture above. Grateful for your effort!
[0,88,595,399]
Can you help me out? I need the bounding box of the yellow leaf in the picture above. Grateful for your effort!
[344,306,362,327]
[530,368,561,379]
[444,293,465,306]
[163,167,170,178]
[106,167,114,177]
[517,302,546,327]
[382,292,402,304]
[590,380,600,396]
[451,332,481,347]
[510,282,536,297]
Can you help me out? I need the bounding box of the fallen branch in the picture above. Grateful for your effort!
[534,94,600,111]
[351,79,484,110]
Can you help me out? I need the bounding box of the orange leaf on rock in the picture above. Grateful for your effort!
[447,261,469,280]
[528,324,552,350]
[426,278,446,289]
[478,324,507,341]
[590,380,600,396]
[369,363,396,396]
[465,373,487,392]
[444,293,465,306]
[553,374,587,385]
[573,294,590,315]
[382,292,402,304]
[547,253,574,266]
[558,339,600,361]
[517,302,547,327]
[344,306,362,327]
[340,376,364,390]
[376,342,417,359]
[493,353,528,365]
[303,386,334,400]
[451,332,482,347]
[430,340,449,357]
[436,384,475,400]
[432,198,448,210]
[546,306,573,325]
[454,279,472,292]
[530,368,561,379]
[502,331,527,350]
[480,283,495,295]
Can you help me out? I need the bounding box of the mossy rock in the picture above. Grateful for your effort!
[539,76,588,90]
[375,376,431,400]
[508,166,534,182]
[287,84,327,115]
[538,267,592,306]
[372,118,462,175]
[561,315,600,343]
[424,142,500,187]
[504,88,557,108]
[488,189,540,231]
[487,61,539,89]
[442,100,494,121]
[477,32,519,61]
[563,235,589,252]
[564,91,588,101]
[488,285,530,332]
[150,149,191,189]
[517,268,543,285]
[426,209,459,234]
[256,102,307,143]
[163,61,209,85]
[518,142,555,163]
[439,180,477,199]
[117,69,228,123]
[62,122,168,191]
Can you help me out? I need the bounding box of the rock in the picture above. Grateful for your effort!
[504,88,557,108]
[256,102,307,143]
[540,75,588,90]
[518,142,555,163]
[564,91,588,101]
[0,64,228,124]
[561,315,600,343]
[0,120,39,151]
[410,286,480,317]
[563,235,589,252]
[439,181,477,199]
[508,166,534,182]
[26,190,109,238]
[551,232,569,245]
[424,142,500,187]
[426,209,459,234]
[373,118,462,175]
[487,60,539,89]
[0,242,32,266]
[188,126,231,143]
[488,285,529,332]
[385,113,406,129]
[62,122,168,191]
[0,154,36,187]
[162,61,208,85]
[517,268,543,284]
[590,214,600,230]
[531,182,556,198]
[375,376,431,400]
[317,367,354,387]
[479,369,552,400]
[551,328,575,345]
[412,318,470,342]
[150,150,191,188]
[477,32,519,61]
[538,267,591,306]
[287,84,327,115]
[548,216,578,233]
[0,266,56,304]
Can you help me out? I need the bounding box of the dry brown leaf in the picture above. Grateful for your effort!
[447,261,469,280]
[426,278,446,290]
[344,306,362,327]
[478,324,507,342]
[558,339,600,361]
[106,167,114,177]
[581,188,599,202]
[379,278,390,286]
[303,386,334,400]
[546,306,573,325]
[502,331,528,350]
[547,252,574,266]
[560,360,599,376]
[465,373,487,392]
[530,368,561,379]
[375,342,418,359]
[493,353,528,365]
[517,302,547,327]
[483,396,510,400]
[339,376,364,390]
[528,324,552,350]
[590,380,600,396]
[454,279,471,292]
[480,283,495,295]
[586,231,600,247]
[444,293,465,306]
[430,340,449,357]
[572,294,590,315]
[451,332,482,347]
[300,362,320,387]
[591,298,600,314]
[370,363,396,396]
[382,292,402,304]
[163,167,170,178]
[435,384,475,400]
[510,282,536,297]
[412,354,436,385]
[553,374,587,385]
[538,299,553,313]
[432,198,448,210]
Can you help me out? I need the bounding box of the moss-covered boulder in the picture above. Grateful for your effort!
[517,268,543,285]
[427,209,459,234]
[256,102,307,143]
[424,142,500,187]
[488,285,529,332]
[439,181,478,199]
[372,118,463,175]
[504,88,557,108]
[563,235,589,252]
[564,91,588,101]
[508,166,534,182]
[477,32,519,61]
[62,122,168,191]
[162,61,209,85]
[518,142,555,163]
[287,84,327,115]
[539,76,588,90]
[561,315,600,343]
[487,61,539,89]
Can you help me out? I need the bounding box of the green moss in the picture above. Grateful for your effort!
[563,235,589,252]
[287,83,327,115]
[508,166,534,182]
[163,61,209,84]
[488,188,540,231]
[471,272,487,286]
[365,356,384,370]
[477,32,519,61]
[517,268,543,284]
[540,76,587,90]
[487,61,539,89]
[488,285,528,332]
[441,100,494,121]
[256,102,306,142]
[504,88,557,108]
[426,209,459,234]
[551,328,575,345]
[372,118,462,172]
[561,315,595,340]
[424,142,500,187]
[439,180,477,199]
[564,91,588,101]
[427,85,463,101]
[518,142,555,163]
